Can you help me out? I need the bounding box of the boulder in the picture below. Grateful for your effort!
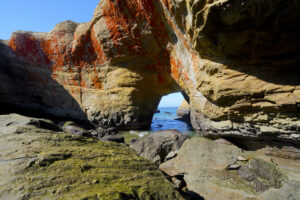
[160,137,300,200]
[63,125,101,138]
[62,122,86,136]
[99,134,125,143]
[96,126,119,137]
[0,113,61,131]
[176,99,189,117]
[62,122,124,143]
[176,99,191,124]
[130,130,189,165]
[0,114,182,200]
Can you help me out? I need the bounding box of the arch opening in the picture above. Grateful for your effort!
[151,92,194,134]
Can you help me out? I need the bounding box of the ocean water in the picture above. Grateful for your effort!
[122,107,195,142]
[151,107,194,134]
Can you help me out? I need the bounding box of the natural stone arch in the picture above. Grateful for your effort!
[0,1,182,130]
[0,0,299,144]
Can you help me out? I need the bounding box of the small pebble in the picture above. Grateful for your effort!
[226,164,241,170]
[237,156,248,161]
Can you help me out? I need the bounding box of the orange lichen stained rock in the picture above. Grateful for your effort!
[170,57,180,82]
[9,33,50,66]
[2,0,179,129]
[90,27,106,65]
[92,68,102,89]
[101,0,169,59]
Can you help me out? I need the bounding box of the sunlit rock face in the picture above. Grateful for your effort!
[1,0,300,142]
[0,1,180,129]
[160,0,300,143]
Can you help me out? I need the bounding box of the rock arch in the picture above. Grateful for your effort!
[0,0,299,143]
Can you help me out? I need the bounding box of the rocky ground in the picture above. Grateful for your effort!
[0,114,182,200]
[131,133,300,200]
[130,130,189,165]
[1,113,299,200]
[160,137,300,200]
[0,0,299,199]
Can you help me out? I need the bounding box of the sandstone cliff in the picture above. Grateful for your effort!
[160,0,300,144]
[0,0,299,143]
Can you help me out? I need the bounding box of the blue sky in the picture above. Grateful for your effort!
[0,0,99,40]
[0,1,183,107]
[158,93,183,107]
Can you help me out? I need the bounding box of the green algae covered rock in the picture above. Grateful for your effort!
[0,114,182,200]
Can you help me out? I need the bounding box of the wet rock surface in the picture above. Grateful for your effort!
[237,159,286,193]
[99,134,125,143]
[0,114,182,200]
[160,137,300,200]
[130,130,189,165]
[61,122,125,143]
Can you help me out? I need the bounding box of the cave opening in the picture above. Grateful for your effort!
[151,92,194,134]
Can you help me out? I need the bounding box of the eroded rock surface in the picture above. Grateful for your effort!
[0,1,180,130]
[161,0,300,142]
[176,99,191,124]
[176,100,190,118]
[61,121,125,143]
[160,137,300,200]
[0,0,299,142]
[130,129,189,165]
[0,114,182,200]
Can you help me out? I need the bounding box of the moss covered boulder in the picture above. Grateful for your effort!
[0,114,182,200]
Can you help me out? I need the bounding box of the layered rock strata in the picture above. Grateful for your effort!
[0,0,299,142]
[159,0,300,143]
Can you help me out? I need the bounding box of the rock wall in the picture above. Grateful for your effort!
[0,0,299,143]
[160,0,300,143]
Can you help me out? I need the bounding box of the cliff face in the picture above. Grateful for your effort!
[1,0,299,142]
[162,0,300,142]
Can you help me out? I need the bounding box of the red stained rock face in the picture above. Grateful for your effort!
[7,0,173,90]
